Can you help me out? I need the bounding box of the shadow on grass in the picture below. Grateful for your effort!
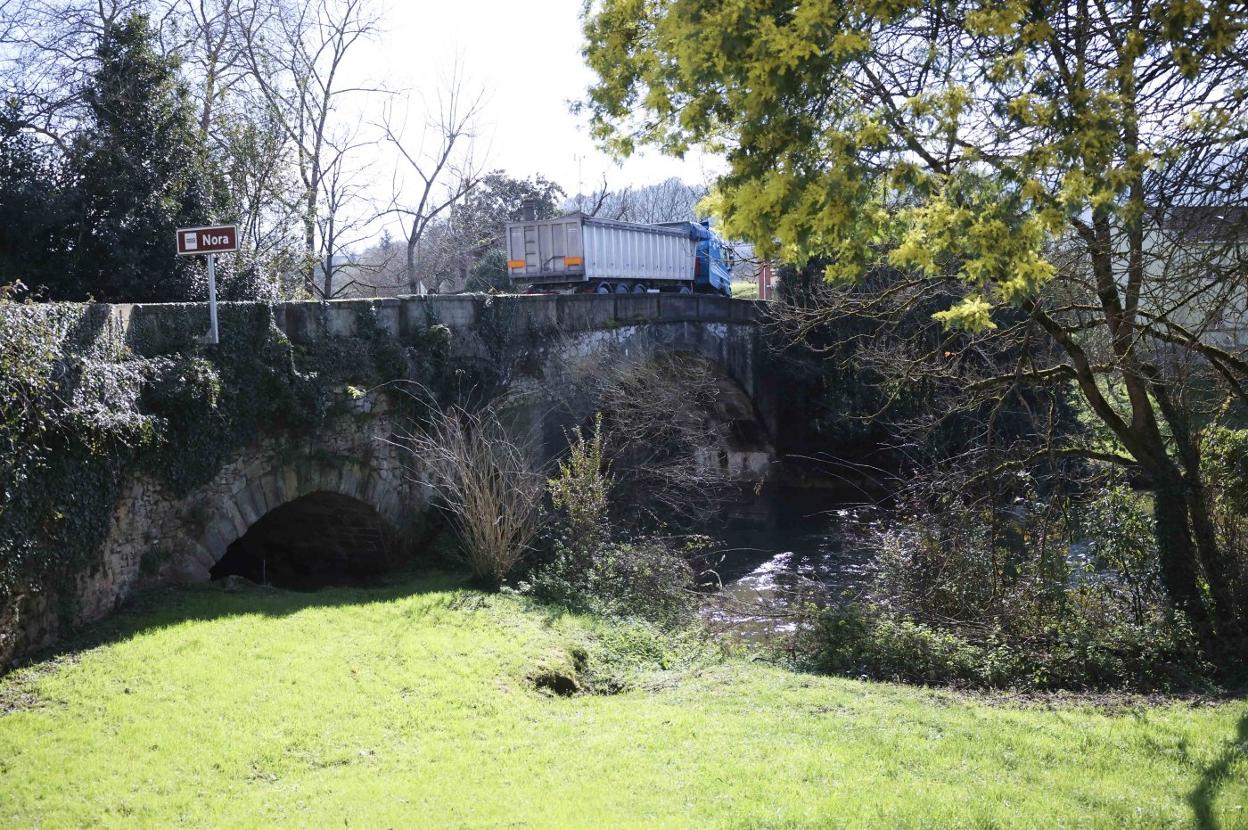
[1189,711,1248,830]
[11,566,481,677]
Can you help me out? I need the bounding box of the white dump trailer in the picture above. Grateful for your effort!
[505,213,732,296]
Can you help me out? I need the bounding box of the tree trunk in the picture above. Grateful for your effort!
[1153,473,1213,642]
[1185,476,1243,645]
[406,219,421,294]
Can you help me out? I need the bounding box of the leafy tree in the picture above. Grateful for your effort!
[583,1,1248,646]
[57,13,226,302]
[452,171,564,248]
[419,171,565,292]
[465,250,510,293]
[0,105,64,291]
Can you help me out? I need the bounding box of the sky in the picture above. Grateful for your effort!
[370,0,723,198]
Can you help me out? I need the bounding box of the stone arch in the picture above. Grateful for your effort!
[149,407,419,586]
[525,327,774,481]
[605,349,774,482]
[208,490,399,589]
[168,452,410,583]
[54,410,421,657]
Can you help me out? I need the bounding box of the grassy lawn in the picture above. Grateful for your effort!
[1,572,1246,829]
[731,280,761,300]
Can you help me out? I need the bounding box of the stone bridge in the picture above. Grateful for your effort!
[4,294,775,667]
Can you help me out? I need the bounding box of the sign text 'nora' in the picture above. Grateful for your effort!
[176,225,238,256]
[176,223,238,345]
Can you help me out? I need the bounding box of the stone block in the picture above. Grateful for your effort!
[167,558,211,583]
[323,302,359,337]
[731,299,766,323]
[614,294,660,322]
[223,498,250,537]
[556,295,615,331]
[509,295,559,332]
[697,296,732,321]
[658,294,698,321]
[187,541,218,571]
[259,475,280,514]
[399,296,434,336]
[234,488,261,526]
[278,302,316,345]
[427,296,477,328]
[202,517,235,559]
[374,299,401,337]
[246,481,271,518]
[282,466,302,502]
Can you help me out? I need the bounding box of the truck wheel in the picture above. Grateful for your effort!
[679,285,693,294]
[595,282,611,294]
[632,283,648,294]
[614,282,630,293]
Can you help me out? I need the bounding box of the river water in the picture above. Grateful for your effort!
[699,492,882,641]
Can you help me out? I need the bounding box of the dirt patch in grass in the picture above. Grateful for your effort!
[0,653,80,716]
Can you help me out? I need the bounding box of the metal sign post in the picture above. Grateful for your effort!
[176,224,238,345]
[206,253,219,344]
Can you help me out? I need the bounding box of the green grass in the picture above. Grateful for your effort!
[1,572,1246,829]
[731,280,761,300]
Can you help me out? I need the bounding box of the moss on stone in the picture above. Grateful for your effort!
[0,300,451,633]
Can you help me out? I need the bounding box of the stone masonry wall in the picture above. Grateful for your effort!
[1,294,768,670]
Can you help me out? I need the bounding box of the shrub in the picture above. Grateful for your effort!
[808,600,1209,692]
[546,414,611,573]
[399,402,545,586]
[1202,427,1248,620]
[526,417,699,628]
[530,537,700,630]
[800,487,1213,692]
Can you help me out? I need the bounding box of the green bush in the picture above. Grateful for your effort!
[526,417,699,629]
[808,600,1209,692]
[530,537,700,630]
[1201,427,1248,619]
[802,485,1213,692]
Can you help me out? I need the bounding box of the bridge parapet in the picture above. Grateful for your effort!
[272,293,765,346]
[78,293,765,357]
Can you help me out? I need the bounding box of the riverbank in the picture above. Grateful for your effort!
[1,571,1245,828]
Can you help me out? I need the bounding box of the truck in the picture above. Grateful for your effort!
[504,213,733,296]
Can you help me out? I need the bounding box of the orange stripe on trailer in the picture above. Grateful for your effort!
[507,260,526,269]
[565,256,583,266]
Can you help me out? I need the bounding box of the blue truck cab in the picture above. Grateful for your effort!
[659,219,733,297]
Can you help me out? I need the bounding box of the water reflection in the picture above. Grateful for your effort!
[700,497,880,640]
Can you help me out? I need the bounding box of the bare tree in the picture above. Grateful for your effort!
[564,176,707,224]
[547,344,762,529]
[565,172,623,218]
[241,0,380,297]
[0,0,146,147]
[380,67,485,294]
[150,0,251,138]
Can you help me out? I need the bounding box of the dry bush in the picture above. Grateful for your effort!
[398,402,544,585]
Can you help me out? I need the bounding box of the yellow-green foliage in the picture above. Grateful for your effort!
[2,574,1247,827]
[548,414,612,548]
[583,0,1248,329]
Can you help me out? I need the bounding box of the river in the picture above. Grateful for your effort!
[699,491,882,641]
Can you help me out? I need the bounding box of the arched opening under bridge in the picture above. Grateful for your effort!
[209,491,398,590]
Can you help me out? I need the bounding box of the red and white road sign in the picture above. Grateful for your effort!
[176,225,238,255]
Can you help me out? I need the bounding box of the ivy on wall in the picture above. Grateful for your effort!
[0,299,450,626]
